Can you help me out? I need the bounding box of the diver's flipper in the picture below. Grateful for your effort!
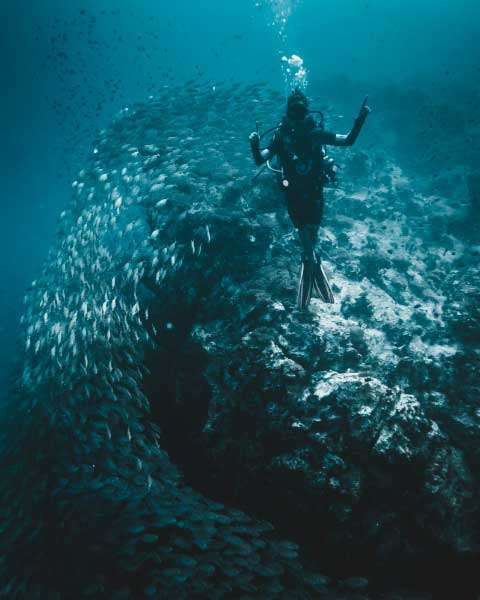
[297,260,314,310]
[312,258,334,304]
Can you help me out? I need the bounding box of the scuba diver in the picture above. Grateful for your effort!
[249,88,371,309]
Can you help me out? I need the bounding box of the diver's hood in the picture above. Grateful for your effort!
[286,101,308,121]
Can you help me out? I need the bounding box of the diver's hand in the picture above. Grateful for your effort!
[358,96,372,120]
[249,131,260,148]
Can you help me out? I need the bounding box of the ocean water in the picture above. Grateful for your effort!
[1,1,479,598]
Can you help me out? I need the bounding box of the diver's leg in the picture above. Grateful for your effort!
[288,189,323,309]
[307,224,319,259]
[311,189,324,258]
[298,225,316,263]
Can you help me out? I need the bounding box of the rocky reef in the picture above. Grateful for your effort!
[1,80,479,599]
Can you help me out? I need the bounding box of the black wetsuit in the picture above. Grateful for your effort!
[267,118,337,228]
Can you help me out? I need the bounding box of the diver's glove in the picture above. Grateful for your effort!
[249,131,263,165]
[356,96,372,125]
[345,96,372,146]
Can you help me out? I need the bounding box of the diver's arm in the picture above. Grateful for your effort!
[333,115,366,147]
[249,132,273,166]
[332,97,371,147]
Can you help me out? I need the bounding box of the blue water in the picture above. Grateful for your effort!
[1,0,479,399]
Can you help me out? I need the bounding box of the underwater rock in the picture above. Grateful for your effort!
[2,81,479,599]
[343,151,370,180]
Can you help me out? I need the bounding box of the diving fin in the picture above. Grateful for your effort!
[297,255,334,309]
[297,260,314,310]
[312,257,334,304]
